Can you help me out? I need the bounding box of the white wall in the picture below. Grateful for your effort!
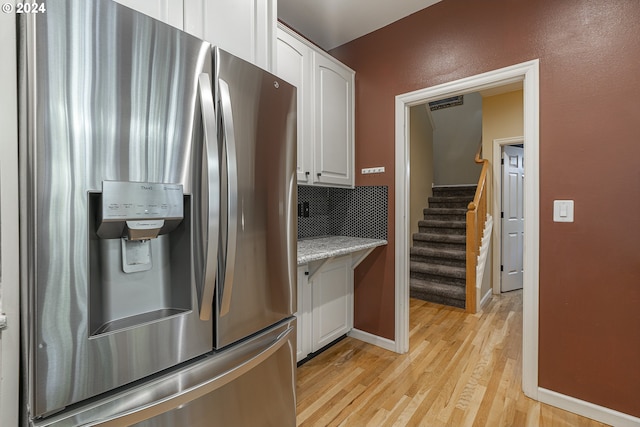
[432,92,483,185]
[409,105,434,241]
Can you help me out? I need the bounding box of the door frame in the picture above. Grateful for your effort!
[394,59,540,399]
[493,137,525,295]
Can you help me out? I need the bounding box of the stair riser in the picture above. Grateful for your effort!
[428,201,470,209]
[410,271,465,286]
[410,254,466,268]
[423,213,467,222]
[418,226,466,235]
[413,240,466,250]
[432,187,477,198]
[409,289,466,308]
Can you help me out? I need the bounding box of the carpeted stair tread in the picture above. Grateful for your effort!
[428,196,474,204]
[418,219,466,228]
[409,278,465,308]
[423,208,467,222]
[412,233,466,244]
[410,261,465,280]
[432,185,477,197]
[423,207,467,215]
[410,246,466,268]
[410,246,465,260]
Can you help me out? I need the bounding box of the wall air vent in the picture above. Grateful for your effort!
[428,95,464,111]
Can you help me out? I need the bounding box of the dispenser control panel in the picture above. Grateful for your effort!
[96,181,185,240]
[101,181,183,221]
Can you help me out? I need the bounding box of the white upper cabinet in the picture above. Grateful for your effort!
[113,0,276,72]
[276,24,355,188]
[313,54,354,187]
[276,28,313,183]
[184,0,276,71]
[113,0,184,30]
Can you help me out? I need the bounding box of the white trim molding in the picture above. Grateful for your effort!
[395,60,540,399]
[538,388,640,427]
[476,214,493,312]
[349,328,396,353]
[0,7,21,426]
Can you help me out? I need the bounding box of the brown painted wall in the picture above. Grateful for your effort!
[329,0,640,417]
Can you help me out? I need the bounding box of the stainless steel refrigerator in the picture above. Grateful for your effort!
[18,1,297,425]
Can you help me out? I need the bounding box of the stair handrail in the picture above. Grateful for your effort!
[466,140,489,313]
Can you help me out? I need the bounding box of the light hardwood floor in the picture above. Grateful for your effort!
[296,291,609,426]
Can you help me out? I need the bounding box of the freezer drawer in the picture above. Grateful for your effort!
[32,319,296,427]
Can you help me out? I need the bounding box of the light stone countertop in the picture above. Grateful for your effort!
[297,236,387,265]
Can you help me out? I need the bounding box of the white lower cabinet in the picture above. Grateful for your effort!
[296,266,312,362]
[297,256,353,362]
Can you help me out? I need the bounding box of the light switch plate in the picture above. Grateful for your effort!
[553,200,574,222]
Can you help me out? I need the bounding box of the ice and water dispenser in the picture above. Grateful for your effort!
[89,181,193,335]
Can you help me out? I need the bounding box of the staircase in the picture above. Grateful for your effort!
[410,185,477,309]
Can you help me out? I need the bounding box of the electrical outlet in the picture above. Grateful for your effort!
[303,201,310,218]
[361,166,385,175]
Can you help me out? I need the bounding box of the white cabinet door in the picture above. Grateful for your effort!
[276,24,355,188]
[296,266,312,362]
[184,0,276,71]
[311,256,353,352]
[276,29,313,183]
[113,0,184,29]
[313,53,354,187]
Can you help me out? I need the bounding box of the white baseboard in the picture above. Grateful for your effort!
[538,388,640,427]
[348,328,397,353]
[479,288,493,310]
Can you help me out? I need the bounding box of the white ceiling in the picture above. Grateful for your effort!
[277,0,442,51]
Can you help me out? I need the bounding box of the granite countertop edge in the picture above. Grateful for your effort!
[297,236,388,265]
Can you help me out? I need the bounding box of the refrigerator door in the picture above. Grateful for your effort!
[31,319,297,427]
[214,48,297,348]
[20,0,216,418]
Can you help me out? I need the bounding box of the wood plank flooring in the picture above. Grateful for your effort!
[296,291,609,426]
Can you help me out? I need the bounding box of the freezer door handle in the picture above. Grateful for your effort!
[218,78,238,317]
[197,73,220,321]
[35,322,296,426]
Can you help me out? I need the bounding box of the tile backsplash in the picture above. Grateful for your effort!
[297,186,388,240]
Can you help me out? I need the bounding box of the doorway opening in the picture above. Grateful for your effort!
[394,60,540,399]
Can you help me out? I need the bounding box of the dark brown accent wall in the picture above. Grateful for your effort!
[328,0,640,417]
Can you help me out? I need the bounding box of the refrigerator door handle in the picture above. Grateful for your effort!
[218,78,238,317]
[197,73,220,321]
[37,323,296,426]
[287,176,296,312]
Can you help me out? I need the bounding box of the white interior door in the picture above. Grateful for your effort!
[501,145,524,292]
